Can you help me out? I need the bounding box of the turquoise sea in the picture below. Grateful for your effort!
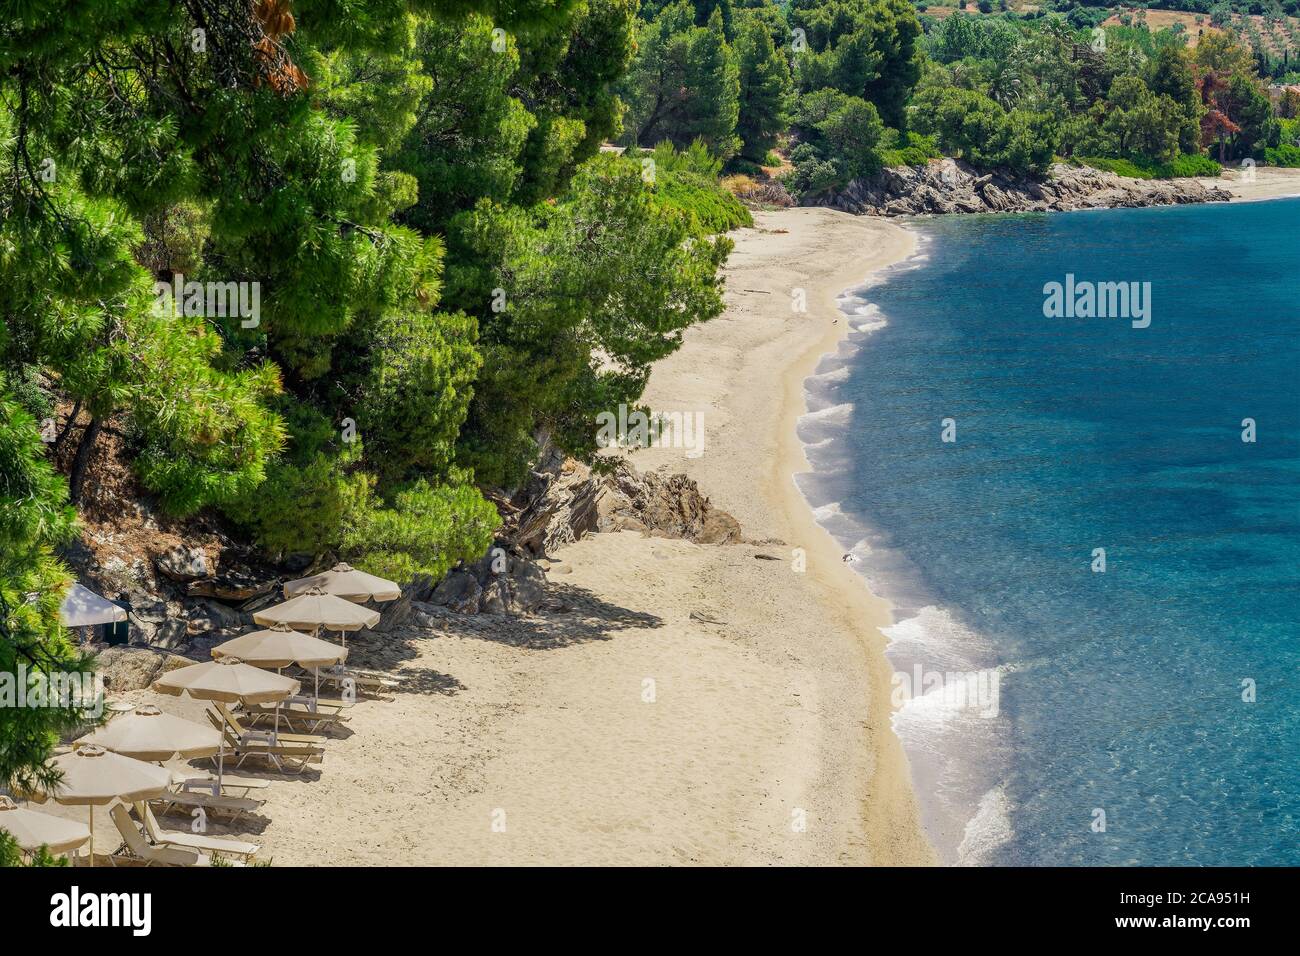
[798,198,1300,865]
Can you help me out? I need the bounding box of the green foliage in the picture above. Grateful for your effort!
[641,142,754,232]
[392,14,534,235]
[447,155,732,485]
[910,13,1293,173]
[1264,143,1300,166]
[735,13,795,163]
[1146,46,1206,156]
[222,400,372,559]
[340,476,498,583]
[1076,154,1223,179]
[1090,74,1185,164]
[881,131,942,167]
[787,88,886,196]
[620,2,743,158]
[0,377,96,792]
[789,0,925,129]
[129,309,287,515]
[0,830,69,867]
[909,86,1058,173]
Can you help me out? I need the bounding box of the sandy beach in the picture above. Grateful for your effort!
[48,173,1298,866]
[49,207,931,867]
[1204,165,1300,202]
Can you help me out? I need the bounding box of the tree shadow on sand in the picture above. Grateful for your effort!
[344,579,663,686]
[422,580,663,651]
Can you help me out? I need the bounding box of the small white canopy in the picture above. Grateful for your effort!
[59,584,127,628]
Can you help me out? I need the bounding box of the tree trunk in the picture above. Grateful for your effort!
[53,399,82,455]
[68,415,102,504]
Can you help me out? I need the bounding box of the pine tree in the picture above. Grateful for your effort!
[682,9,743,158]
[735,14,794,164]
[0,379,96,792]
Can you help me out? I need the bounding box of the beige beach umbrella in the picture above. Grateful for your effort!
[29,745,172,865]
[0,795,91,858]
[153,657,302,705]
[253,586,380,647]
[213,623,348,701]
[284,562,400,603]
[75,704,221,763]
[212,623,349,670]
[153,657,300,790]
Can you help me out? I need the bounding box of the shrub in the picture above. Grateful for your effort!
[1264,144,1300,166]
[340,476,499,583]
[882,132,942,167]
[721,174,794,207]
[1077,154,1223,179]
[637,141,754,232]
[787,89,886,198]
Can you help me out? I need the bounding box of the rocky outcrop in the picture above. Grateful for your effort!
[155,546,209,581]
[426,541,551,617]
[510,457,742,556]
[818,160,1233,217]
[423,451,743,616]
[186,571,274,602]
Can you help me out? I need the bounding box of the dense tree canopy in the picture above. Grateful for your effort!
[2,0,1294,799]
[0,0,733,788]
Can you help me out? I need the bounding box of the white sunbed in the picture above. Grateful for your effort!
[108,804,243,867]
[134,801,260,863]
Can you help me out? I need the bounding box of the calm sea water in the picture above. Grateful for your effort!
[798,199,1300,866]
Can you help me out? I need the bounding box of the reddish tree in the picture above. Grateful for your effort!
[1195,69,1240,162]
[1201,109,1241,162]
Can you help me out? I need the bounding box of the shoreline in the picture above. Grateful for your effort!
[631,206,934,864]
[48,208,935,866]
[1208,166,1300,203]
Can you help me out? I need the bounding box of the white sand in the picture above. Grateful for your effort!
[54,208,932,866]
[1201,165,1300,202]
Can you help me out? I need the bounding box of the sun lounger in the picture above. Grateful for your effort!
[241,698,350,733]
[108,804,241,867]
[133,802,260,862]
[171,771,271,797]
[205,710,324,773]
[216,704,330,747]
[151,788,265,823]
[312,665,400,699]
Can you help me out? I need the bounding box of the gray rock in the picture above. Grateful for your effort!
[186,598,248,632]
[96,647,169,693]
[373,585,416,634]
[480,578,509,615]
[812,159,1234,218]
[508,559,546,614]
[156,546,209,582]
[186,572,273,602]
[281,552,315,574]
[148,619,190,650]
[430,570,482,614]
[510,458,742,555]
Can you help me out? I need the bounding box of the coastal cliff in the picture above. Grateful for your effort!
[817,160,1235,217]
